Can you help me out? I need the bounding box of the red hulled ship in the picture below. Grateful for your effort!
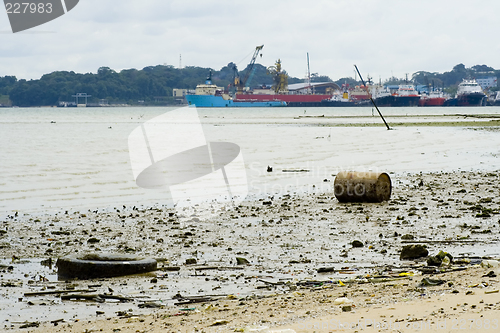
[234,59,335,106]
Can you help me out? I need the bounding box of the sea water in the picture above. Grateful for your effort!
[1,106,500,325]
[1,106,500,218]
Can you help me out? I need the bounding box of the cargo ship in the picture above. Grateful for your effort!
[234,90,333,105]
[371,85,393,107]
[186,48,338,107]
[234,59,335,106]
[349,85,371,102]
[349,84,420,107]
[390,85,421,107]
[281,93,370,107]
[418,90,448,106]
[185,72,285,107]
[456,78,486,106]
[368,84,420,107]
[185,94,285,107]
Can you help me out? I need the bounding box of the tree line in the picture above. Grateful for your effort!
[0,63,497,107]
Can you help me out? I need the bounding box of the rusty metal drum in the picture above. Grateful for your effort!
[334,171,392,203]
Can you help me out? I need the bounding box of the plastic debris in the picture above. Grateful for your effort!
[481,260,500,268]
[242,325,269,332]
[333,297,353,305]
[419,278,446,286]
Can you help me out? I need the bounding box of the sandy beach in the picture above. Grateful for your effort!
[24,266,500,333]
[1,170,500,332]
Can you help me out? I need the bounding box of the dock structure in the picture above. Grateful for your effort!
[72,93,91,107]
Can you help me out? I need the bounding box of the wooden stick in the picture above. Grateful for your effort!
[60,294,104,302]
[354,65,391,130]
[24,289,97,296]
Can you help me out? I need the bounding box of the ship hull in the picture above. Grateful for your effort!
[186,95,285,107]
[373,95,393,107]
[419,97,446,107]
[235,93,331,103]
[457,92,486,106]
[287,99,370,107]
[391,96,420,107]
[443,98,458,106]
[373,95,420,107]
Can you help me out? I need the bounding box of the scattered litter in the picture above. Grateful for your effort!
[481,260,500,268]
[210,319,229,326]
[333,297,353,305]
[420,278,446,287]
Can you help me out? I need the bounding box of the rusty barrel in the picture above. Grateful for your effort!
[334,171,392,203]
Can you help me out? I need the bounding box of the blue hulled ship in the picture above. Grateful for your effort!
[185,72,285,108]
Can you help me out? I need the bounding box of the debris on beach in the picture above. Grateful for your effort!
[400,244,429,260]
[1,170,500,329]
[56,253,157,279]
[334,171,392,203]
[235,257,250,265]
[427,250,453,266]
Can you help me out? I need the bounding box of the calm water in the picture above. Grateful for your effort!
[1,106,500,218]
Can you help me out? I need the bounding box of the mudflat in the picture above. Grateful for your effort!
[1,170,500,332]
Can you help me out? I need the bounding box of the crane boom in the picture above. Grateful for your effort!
[236,45,264,91]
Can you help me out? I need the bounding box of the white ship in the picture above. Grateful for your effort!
[456,78,486,106]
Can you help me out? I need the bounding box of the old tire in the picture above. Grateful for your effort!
[56,253,157,279]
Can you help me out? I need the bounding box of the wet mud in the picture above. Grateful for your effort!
[1,171,500,330]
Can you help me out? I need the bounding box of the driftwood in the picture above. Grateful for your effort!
[172,293,227,304]
[60,293,134,303]
[24,289,97,296]
[257,279,284,286]
[401,240,480,244]
[138,302,164,308]
[159,266,181,271]
[317,267,335,273]
[296,280,328,286]
[98,294,134,302]
[19,322,40,328]
[60,294,104,302]
[175,298,214,305]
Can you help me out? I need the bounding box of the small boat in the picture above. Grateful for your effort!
[318,93,370,107]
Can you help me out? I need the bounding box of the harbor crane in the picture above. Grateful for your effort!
[233,45,264,93]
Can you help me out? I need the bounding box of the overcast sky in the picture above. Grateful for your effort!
[1,0,499,82]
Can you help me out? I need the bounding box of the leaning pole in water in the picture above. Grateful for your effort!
[354,65,391,130]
